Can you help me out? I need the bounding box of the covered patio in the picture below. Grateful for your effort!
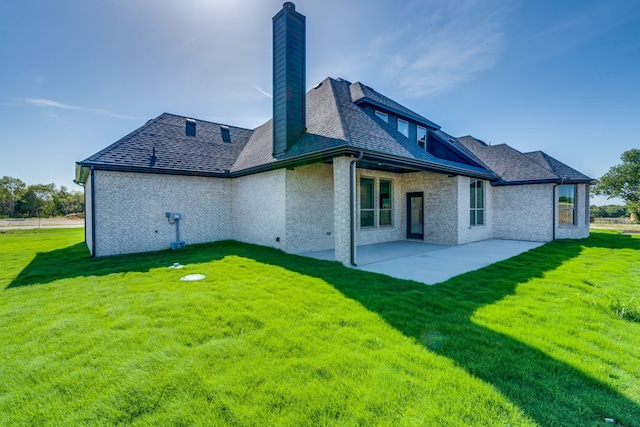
[300,239,545,285]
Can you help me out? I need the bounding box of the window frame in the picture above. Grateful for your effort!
[470,179,485,227]
[379,179,393,227]
[558,184,577,225]
[417,126,427,149]
[375,110,388,123]
[360,177,375,228]
[397,118,409,138]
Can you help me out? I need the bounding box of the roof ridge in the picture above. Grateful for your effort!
[328,78,354,146]
[523,150,554,172]
[161,112,254,131]
[84,115,161,162]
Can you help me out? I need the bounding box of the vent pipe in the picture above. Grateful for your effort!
[272,2,306,156]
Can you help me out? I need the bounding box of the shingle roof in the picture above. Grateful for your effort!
[457,136,592,184]
[231,77,494,178]
[78,78,588,186]
[349,81,440,129]
[80,113,253,175]
[524,151,592,182]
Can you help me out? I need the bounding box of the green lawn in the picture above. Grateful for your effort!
[1,229,639,426]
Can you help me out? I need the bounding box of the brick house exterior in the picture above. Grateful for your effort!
[75,3,592,264]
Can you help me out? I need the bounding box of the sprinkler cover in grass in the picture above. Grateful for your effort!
[169,262,184,269]
[180,274,206,282]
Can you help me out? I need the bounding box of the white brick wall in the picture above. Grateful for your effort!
[402,171,459,245]
[93,171,232,257]
[232,169,287,250]
[88,163,589,258]
[332,156,351,265]
[285,163,335,253]
[493,184,554,242]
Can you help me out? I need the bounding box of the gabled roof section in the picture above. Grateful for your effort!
[524,151,592,183]
[457,136,592,185]
[232,77,495,179]
[349,81,440,130]
[79,113,253,176]
[78,79,498,181]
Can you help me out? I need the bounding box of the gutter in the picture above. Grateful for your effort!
[90,167,96,257]
[552,179,565,241]
[349,152,363,266]
[77,146,497,185]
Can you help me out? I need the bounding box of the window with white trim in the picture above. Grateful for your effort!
[470,179,485,226]
[375,110,388,123]
[397,118,409,137]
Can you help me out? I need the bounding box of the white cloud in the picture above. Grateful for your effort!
[23,98,139,120]
[255,85,272,98]
[366,0,513,98]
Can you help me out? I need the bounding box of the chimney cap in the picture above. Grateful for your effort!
[283,2,295,10]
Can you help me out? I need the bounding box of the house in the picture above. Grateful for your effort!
[75,2,592,265]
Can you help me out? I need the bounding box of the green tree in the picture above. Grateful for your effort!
[594,149,640,222]
[17,184,56,217]
[0,176,27,217]
[54,186,84,216]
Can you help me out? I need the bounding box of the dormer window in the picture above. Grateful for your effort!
[417,126,427,149]
[397,118,409,138]
[375,110,388,123]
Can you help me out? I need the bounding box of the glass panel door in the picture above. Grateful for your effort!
[406,192,424,239]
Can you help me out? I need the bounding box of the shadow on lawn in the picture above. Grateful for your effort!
[7,232,640,425]
[6,242,228,289]
[237,232,640,427]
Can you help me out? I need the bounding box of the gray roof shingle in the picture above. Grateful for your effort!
[349,82,440,129]
[524,151,592,182]
[457,136,592,184]
[81,113,253,175]
[78,78,588,185]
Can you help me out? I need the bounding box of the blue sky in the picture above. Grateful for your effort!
[1,0,639,205]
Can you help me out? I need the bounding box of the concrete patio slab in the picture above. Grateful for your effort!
[300,239,545,285]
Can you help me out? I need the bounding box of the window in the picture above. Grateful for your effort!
[360,178,375,227]
[397,118,409,137]
[470,179,485,226]
[417,126,427,149]
[379,179,392,226]
[558,185,576,225]
[375,110,388,123]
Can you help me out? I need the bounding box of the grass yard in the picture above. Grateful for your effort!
[1,229,639,426]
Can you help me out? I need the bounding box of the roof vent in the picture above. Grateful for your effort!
[186,119,196,137]
[220,125,231,143]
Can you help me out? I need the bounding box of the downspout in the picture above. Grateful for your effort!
[90,167,96,258]
[349,152,364,266]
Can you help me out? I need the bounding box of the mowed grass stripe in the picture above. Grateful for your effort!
[1,228,639,426]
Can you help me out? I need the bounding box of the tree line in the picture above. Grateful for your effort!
[589,205,628,219]
[0,176,84,218]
